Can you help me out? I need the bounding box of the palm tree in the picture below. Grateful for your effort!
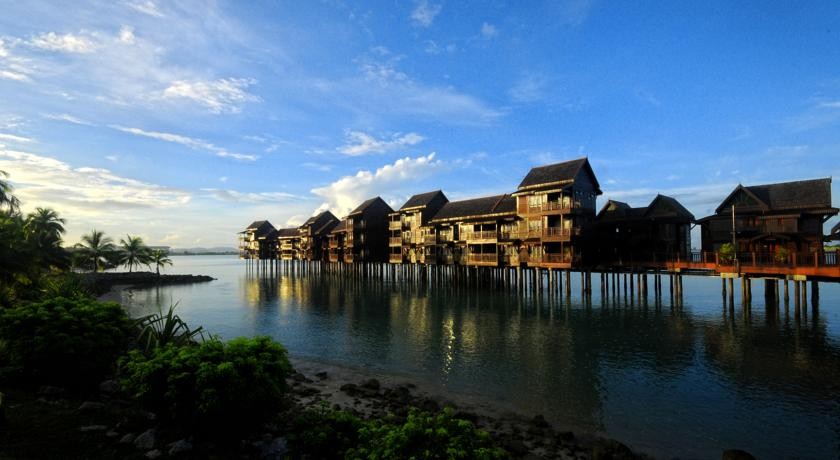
[119,234,151,273]
[147,249,173,276]
[0,170,20,214]
[76,229,117,272]
[25,207,69,270]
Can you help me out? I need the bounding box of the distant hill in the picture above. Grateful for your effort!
[168,247,238,255]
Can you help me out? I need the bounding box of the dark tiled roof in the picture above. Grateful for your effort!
[315,220,340,236]
[246,220,269,230]
[277,228,300,238]
[646,194,695,220]
[303,210,338,228]
[244,220,274,236]
[400,190,447,210]
[716,178,834,214]
[518,157,600,192]
[430,194,515,222]
[348,196,392,216]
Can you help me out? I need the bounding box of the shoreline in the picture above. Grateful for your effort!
[84,271,215,298]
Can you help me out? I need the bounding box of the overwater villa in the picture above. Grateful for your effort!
[299,210,340,261]
[592,195,694,266]
[328,221,348,263]
[277,227,302,261]
[698,179,838,260]
[239,220,277,259]
[343,196,393,263]
[388,190,449,264]
[512,158,601,268]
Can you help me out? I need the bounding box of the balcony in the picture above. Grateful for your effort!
[389,220,402,230]
[467,254,499,265]
[389,254,403,264]
[343,254,354,264]
[542,253,571,264]
[519,200,580,215]
[542,227,575,241]
[329,240,339,248]
[389,237,403,247]
[499,230,524,240]
[463,230,498,241]
[424,234,438,244]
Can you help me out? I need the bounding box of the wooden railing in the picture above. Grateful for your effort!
[388,220,401,230]
[519,200,580,214]
[463,230,498,240]
[542,227,572,239]
[468,254,498,263]
[389,237,402,246]
[389,254,403,263]
[424,234,438,244]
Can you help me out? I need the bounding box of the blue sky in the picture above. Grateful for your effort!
[1,0,838,248]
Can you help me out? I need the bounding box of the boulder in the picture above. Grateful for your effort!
[134,428,157,450]
[360,378,381,390]
[168,439,193,456]
[315,371,328,380]
[78,401,107,413]
[340,383,360,396]
[145,449,162,459]
[119,433,136,444]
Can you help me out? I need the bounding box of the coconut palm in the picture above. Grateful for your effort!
[0,170,20,214]
[147,249,173,276]
[119,234,151,272]
[25,207,66,243]
[76,229,117,272]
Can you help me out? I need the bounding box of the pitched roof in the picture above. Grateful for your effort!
[302,210,338,228]
[715,178,835,214]
[348,196,393,216]
[399,190,447,210]
[242,220,275,236]
[517,157,601,193]
[832,221,840,235]
[276,228,301,238]
[645,194,695,220]
[430,194,515,222]
[315,220,340,236]
[597,195,694,223]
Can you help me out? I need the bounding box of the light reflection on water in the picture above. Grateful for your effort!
[118,256,840,459]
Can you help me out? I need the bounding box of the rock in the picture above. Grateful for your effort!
[591,439,635,460]
[78,401,107,412]
[340,383,360,396]
[419,398,439,413]
[291,372,306,382]
[531,414,550,429]
[145,449,162,459]
[454,410,479,423]
[168,439,193,456]
[294,386,320,397]
[258,436,288,459]
[134,428,157,450]
[315,371,328,380]
[504,438,530,456]
[360,378,381,390]
[79,425,108,432]
[119,433,136,444]
[386,386,412,405]
[722,449,756,460]
[99,380,120,395]
[106,430,120,438]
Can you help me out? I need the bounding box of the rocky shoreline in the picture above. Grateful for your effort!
[81,271,215,296]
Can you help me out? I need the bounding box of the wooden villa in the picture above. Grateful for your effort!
[592,194,694,266]
[328,221,349,263]
[388,190,449,264]
[344,197,393,263]
[698,178,838,261]
[511,158,601,268]
[277,227,302,260]
[426,194,518,267]
[299,211,340,261]
[239,220,277,259]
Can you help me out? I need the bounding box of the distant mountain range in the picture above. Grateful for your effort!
[168,247,238,255]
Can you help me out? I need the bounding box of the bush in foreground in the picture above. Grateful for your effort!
[0,296,132,388]
[288,406,365,459]
[119,335,291,437]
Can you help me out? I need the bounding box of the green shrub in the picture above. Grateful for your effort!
[288,406,364,459]
[37,273,93,301]
[774,246,790,263]
[119,336,291,437]
[347,407,508,460]
[134,303,208,355]
[718,243,735,263]
[0,297,132,388]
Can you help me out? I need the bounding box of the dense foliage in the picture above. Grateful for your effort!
[348,408,508,460]
[289,406,365,459]
[134,303,208,354]
[0,297,133,387]
[119,336,292,436]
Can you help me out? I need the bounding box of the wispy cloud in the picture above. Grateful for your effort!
[201,188,300,203]
[112,126,258,161]
[29,32,96,53]
[0,38,34,82]
[311,153,444,216]
[509,73,546,104]
[162,78,259,114]
[43,113,94,125]
[481,23,498,39]
[818,101,840,109]
[0,133,33,143]
[339,131,424,156]
[411,0,442,27]
[126,0,164,17]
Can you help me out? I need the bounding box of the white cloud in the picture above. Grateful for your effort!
[411,0,442,27]
[126,0,164,17]
[29,32,96,53]
[311,153,443,217]
[481,23,498,38]
[112,125,258,161]
[509,73,546,103]
[119,26,136,44]
[0,133,33,143]
[201,188,300,203]
[219,176,228,182]
[818,101,840,109]
[162,78,259,114]
[286,215,305,227]
[43,113,94,125]
[0,147,190,215]
[0,38,34,82]
[303,162,333,172]
[339,131,424,156]
[105,155,119,162]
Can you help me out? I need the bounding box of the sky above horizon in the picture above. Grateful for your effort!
[1,0,839,248]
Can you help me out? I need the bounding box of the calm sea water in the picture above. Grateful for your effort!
[116,255,840,459]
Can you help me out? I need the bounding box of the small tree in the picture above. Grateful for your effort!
[148,249,172,276]
[719,243,735,264]
[75,229,117,272]
[119,234,151,272]
[774,246,790,264]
